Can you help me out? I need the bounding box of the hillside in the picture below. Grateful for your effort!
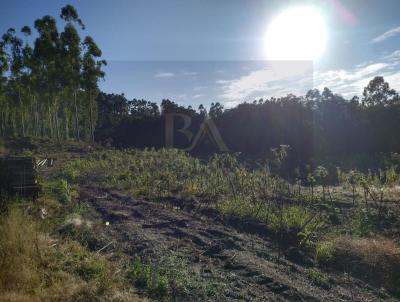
[1,140,400,301]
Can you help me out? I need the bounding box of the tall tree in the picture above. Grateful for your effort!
[0,40,9,136]
[60,4,84,140]
[2,28,25,136]
[81,36,106,141]
[33,15,62,139]
[362,76,399,106]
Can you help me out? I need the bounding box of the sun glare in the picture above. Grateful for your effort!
[265,6,327,61]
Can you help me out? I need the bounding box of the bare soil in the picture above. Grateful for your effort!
[73,184,394,302]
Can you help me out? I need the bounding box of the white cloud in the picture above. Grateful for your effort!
[216,50,400,104]
[216,61,313,101]
[193,94,203,99]
[224,100,242,108]
[182,71,198,76]
[155,72,174,78]
[314,53,400,98]
[383,50,400,61]
[193,85,207,91]
[216,79,229,85]
[371,26,400,43]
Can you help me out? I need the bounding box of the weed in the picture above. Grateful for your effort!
[56,179,78,204]
[315,241,335,264]
[307,269,331,288]
[351,208,375,236]
[326,206,341,224]
[127,257,169,298]
[269,206,324,247]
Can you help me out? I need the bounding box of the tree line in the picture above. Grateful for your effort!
[0,5,106,141]
[96,76,400,171]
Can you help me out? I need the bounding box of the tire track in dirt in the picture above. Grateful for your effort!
[81,186,390,302]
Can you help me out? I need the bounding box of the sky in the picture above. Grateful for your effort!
[1,0,400,108]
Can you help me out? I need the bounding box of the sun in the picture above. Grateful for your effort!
[265,7,327,61]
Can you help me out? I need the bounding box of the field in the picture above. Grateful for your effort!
[1,140,400,301]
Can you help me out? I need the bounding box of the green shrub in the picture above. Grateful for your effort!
[57,179,78,203]
[269,206,324,247]
[127,258,169,298]
[315,241,334,264]
[351,208,374,236]
[307,269,331,288]
[326,206,341,224]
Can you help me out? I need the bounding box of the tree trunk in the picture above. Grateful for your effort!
[89,90,94,142]
[74,90,80,140]
[18,89,25,136]
[48,106,53,138]
[65,108,69,140]
[54,97,60,142]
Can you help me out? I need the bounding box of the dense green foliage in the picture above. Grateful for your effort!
[96,77,400,172]
[0,5,106,141]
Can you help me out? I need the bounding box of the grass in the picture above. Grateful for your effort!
[314,241,334,264]
[127,257,169,298]
[0,199,142,302]
[306,269,331,289]
[5,145,400,299]
[0,206,43,295]
[335,236,400,294]
[351,208,376,236]
[314,236,400,296]
[61,149,328,248]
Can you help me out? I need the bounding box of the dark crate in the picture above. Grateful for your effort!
[0,157,40,199]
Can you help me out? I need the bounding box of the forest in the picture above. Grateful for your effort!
[0,5,106,142]
[96,76,400,175]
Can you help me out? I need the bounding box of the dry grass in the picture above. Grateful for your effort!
[329,236,400,295]
[0,205,145,302]
[0,206,43,294]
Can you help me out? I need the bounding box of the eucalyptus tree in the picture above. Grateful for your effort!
[2,28,25,136]
[60,4,85,139]
[0,41,8,136]
[81,36,106,141]
[20,26,37,136]
[33,15,62,139]
[0,5,106,142]
[362,76,399,107]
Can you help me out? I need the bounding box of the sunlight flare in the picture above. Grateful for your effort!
[265,6,327,61]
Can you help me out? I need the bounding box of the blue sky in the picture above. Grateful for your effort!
[1,0,400,108]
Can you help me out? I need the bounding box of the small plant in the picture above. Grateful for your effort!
[269,206,324,247]
[205,282,218,297]
[314,166,329,202]
[346,170,361,205]
[307,172,316,201]
[315,241,335,264]
[351,208,374,236]
[307,269,331,288]
[127,257,169,298]
[75,254,111,291]
[385,165,398,187]
[57,179,77,203]
[326,205,341,224]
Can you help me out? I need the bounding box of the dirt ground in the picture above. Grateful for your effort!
[68,184,394,302]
